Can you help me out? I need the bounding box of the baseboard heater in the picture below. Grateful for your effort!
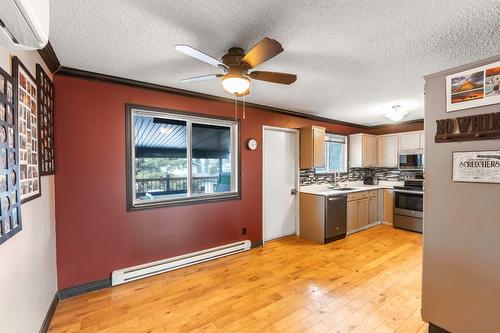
[111,240,251,286]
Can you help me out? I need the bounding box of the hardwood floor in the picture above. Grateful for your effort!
[48,225,426,333]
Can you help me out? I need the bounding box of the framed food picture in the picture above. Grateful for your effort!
[0,65,22,245]
[12,57,41,203]
[36,65,55,175]
[446,60,500,112]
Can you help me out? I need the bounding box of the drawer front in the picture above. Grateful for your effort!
[348,191,369,201]
[369,190,377,198]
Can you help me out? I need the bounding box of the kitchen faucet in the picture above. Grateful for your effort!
[332,170,341,188]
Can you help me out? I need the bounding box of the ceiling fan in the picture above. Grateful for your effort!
[175,37,297,96]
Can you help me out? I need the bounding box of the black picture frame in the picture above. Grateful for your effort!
[125,103,241,211]
[12,57,41,204]
[36,64,55,175]
[0,65,23,245]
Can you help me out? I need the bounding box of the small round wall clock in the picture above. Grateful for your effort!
[247,138,258,150]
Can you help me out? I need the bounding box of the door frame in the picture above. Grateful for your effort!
[262,126,300,244]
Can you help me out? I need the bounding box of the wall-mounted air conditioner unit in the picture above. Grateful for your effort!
[0,0,49,50]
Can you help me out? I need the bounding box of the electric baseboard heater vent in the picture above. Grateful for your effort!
[111,240,251,286]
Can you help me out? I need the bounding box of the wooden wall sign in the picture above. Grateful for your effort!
[453,151,500,183]
[435,112,500,142]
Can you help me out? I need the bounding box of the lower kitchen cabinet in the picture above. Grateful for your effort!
[377,189,384,222]
[347,200,358,231]
[369,195,377,224]
[347,191,375,233]
[384,189,394,224]
[357,198,369,228]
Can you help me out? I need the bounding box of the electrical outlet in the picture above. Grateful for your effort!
[242,227,247,235]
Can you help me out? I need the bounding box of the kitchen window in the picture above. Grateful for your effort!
[126,105,239,210]
[315,134,348,174]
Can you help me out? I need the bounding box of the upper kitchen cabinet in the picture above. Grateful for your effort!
[399,131,424,151]
[349,134,377,168]
[300,126,326,169]
[377,134,399,167]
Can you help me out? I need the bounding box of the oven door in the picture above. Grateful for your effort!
[394,190,423,218]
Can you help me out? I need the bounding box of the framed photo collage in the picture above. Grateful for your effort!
[0,66,21,244]
[0,57,55,245]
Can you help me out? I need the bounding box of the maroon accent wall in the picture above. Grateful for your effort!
[54,75,364,289]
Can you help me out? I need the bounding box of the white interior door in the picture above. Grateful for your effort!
[263,127,299,242]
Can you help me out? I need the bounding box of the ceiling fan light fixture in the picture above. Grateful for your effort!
[221,74,251,95]
[385,104,407,122]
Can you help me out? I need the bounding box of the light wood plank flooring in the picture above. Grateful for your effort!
[49,225,426,332]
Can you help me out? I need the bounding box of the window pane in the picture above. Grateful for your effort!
[315,134,347,174]
[134,115,188,202]
[328,142,344,171]
[191,123,232,195]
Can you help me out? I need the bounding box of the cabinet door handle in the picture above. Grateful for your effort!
[291,189,298,195]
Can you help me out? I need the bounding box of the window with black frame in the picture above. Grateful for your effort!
[127,106,239,209]
[315,133,348,174]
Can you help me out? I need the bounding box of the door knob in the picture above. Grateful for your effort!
[291,189,298,195]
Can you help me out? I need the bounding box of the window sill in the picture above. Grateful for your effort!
[128,192,241,211]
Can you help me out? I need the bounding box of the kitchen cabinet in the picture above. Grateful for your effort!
[399,131,422,151]
[347,200,358,231]
[377,135,399,167]
[383,189,393,224]
[377,189,384,222]
[369,195,378,225]
[347,191,373,232]
[358,198,369,228]
[349,134,377,168]
[349,130,425,168]
[300,126,326,169]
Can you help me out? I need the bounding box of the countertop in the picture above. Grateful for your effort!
[300,181,404,197]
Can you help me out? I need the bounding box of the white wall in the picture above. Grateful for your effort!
[422,55,500,333]
[0,49,57,333]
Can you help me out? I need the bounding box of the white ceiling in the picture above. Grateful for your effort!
[50,0,500,126]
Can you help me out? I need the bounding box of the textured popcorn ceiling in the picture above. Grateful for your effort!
[50,0,500,125]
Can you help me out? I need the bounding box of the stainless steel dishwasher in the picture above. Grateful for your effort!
[300,193,347,244]
[325,194,347,243]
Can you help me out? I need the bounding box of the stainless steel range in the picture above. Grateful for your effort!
[393,179,424,233]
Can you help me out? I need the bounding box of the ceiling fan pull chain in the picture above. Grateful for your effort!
[234,95,238,121]
[243,95,246,120]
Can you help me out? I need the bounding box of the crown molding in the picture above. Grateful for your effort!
[57,66,370,129]
[37,41,61,73]
[368,118,424,129]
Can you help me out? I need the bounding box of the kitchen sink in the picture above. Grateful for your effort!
[329,187,357,191]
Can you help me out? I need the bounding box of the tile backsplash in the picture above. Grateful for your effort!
[300,168,423,185]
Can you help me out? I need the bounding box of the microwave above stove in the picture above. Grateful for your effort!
[399,152,424,170]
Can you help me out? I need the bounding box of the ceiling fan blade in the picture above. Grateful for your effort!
[181,74,221,83]
[175,44,228,70]
[242,38,284,68]
[249,71,297,85]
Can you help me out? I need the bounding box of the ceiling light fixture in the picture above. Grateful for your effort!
[385,104,407,122]
[221,74,251,95]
